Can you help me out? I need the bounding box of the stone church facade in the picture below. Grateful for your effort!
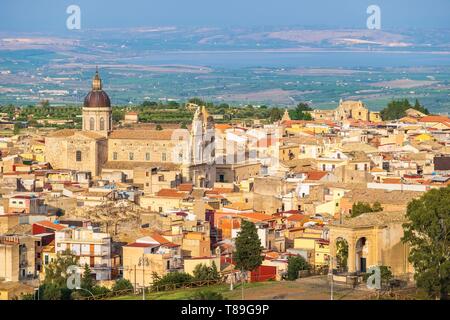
[45,70,215,188]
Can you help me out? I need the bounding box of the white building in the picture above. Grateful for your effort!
[54,227,112,280]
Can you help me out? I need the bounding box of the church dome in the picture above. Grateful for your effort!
[83,68,111,108]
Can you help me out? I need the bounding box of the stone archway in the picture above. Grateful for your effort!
[355,237,369,273]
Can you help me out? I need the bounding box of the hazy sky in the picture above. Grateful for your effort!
[0,0,449,33]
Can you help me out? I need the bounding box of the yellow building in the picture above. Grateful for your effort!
[122,234,182,288]
[182,231,211,258]
[294,237,330,268]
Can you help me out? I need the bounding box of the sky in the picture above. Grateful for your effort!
[0,0,449,33]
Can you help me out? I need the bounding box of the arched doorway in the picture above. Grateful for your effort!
[355,237,368,273]
[335,237,348,273]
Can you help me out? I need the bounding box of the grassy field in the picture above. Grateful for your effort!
[111,281,274,300]
[110,276,421,300]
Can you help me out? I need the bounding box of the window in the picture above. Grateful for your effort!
[113,152,118,160]
[100,117,105,131]
[129,152,134,160]
[89,117,95,130]
[162,153,167,161]
[145,153,151,161]
[219,174,225,182]
[76,150,82,162]
[355,164,358,170]
[322,164,326,171]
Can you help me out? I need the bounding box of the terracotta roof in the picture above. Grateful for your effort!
[150,232,180,248]
[286,214,307,222]
[109,129,175,140]
[215,124,232,131]
[419,115,450,123]
[34,220,67,231]
[155,188,189,198]
[238,212,276,222]
[306,171,328,181]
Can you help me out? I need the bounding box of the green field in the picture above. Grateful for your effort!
[111,282,272,300]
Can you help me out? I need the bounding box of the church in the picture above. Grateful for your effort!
[45,69,216,188]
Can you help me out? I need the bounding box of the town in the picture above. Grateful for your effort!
[0,70,449,300]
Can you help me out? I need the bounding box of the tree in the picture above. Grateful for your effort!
[336,239,349,271]
[380,99,429,120]
[234,220,263,276]
[151,271,193,291]
[289,102,313,121]
[351,201,384,218]
[43,250,78,289]
[13,123,21,135]
[372,201,383,212]
[269,108,283,123]
[286,255,310,280]
[40,250,79,300]
[112,278,134,292]
[81,264,94,292]
[351,202,373,217]
[192,262,220,281]
[402,186,450,300]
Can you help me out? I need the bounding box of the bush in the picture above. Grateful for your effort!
[151,272,193,291]
[192,262,220,281]
[112,278,134,292]
[286,255,310,281]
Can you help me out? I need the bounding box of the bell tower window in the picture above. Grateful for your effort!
[100,117,105,131]
[76,151,82,162]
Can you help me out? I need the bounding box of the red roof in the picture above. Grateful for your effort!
[419,115,450,123]
[34,220,67,231]
[286,214,307,222]
[306,171,328,181]
[238,212,276,222]
[155,189,189,198]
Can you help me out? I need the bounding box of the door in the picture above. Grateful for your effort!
[360,257,366,273]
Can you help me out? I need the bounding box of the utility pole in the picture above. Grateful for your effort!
[229,253,233,291]
[134,265,137,294]
[138,254,149,300]
[241,270,245,300]
[329,256,334,301]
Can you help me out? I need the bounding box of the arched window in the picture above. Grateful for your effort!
[89,117,95,130]
[76,151,82,162]
[100,117,105,131]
